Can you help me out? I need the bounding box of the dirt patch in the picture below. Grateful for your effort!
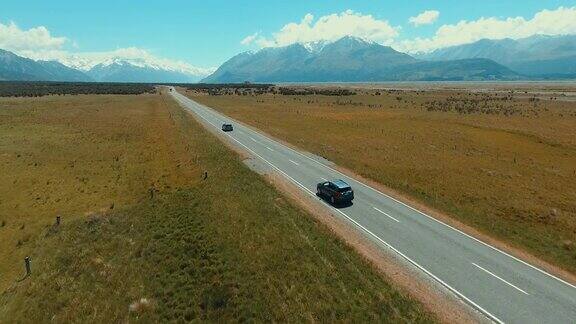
[265,173,484,324]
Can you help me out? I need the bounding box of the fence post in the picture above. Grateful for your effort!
[56,215,61,226]
[24,257,31,276]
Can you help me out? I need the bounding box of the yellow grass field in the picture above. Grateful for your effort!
[0,93,198,292]
[0,91,433,322]
[189,87,576,273]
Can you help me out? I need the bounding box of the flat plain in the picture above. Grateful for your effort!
[188,84,576,273]
[0,89,433,322]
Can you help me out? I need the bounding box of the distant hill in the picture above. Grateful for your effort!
[203,36,519,82]
[419,35,576,77]
[0,49,92,82]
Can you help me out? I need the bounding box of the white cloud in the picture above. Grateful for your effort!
[409,10,439,26]
[0,21,67,51]
[250,10,399,48]
[240,32,259,45]
[398,6,576,53]
[1,21,213,76]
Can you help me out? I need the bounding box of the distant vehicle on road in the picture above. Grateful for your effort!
[221,123,233,132]
[317,179,354,205]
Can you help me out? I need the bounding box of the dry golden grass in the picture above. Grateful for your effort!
[189,88,576,273]
[0,91,433,322]
[0,93,201,292]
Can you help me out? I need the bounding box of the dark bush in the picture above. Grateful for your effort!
[0,81,156,97]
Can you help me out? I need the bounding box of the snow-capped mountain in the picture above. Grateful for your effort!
[418,34,576,78]
[65,55,214,83]
[301,40,330,53]
[87,60,208,83]
[0,49,92,81]
[0,48,215,83]
[203,36,519,82]
[66,56,214,77]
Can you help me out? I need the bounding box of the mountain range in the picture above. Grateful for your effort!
[0,49,208,83]
[419,34,576,78]
[85,60,205,83]
[0,49,92,82]
[203,36,520,82]
[1,34,576,83]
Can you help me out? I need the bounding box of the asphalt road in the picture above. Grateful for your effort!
[170,88,576,323]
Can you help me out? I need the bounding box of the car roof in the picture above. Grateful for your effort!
[332,179,350,188]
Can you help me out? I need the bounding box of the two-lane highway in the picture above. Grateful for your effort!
[170,88,575,323]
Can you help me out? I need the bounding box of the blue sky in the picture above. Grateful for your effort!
[1,1,575,73]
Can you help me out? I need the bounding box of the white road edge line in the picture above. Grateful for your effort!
[173,92,505,324]
[472,263,530,295]
[288,159,299,166]
[373,207,400,223]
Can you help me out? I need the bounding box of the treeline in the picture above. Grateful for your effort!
[185,84,357,96]
[181,83,274,90]
[277,87,356,96]
[0,82,156,97]
[182,83,274,96]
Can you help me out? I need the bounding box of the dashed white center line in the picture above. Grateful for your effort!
[288,159,300,166]
[250,137,258,143]
[320,177,328,181]
[266,146,274,152]
[472,263,529,295]
[373,207,400,222]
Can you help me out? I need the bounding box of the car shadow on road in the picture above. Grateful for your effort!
[316,193,354,209]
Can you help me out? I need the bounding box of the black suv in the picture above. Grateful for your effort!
[221,123,233,132]
[316,179,354,205]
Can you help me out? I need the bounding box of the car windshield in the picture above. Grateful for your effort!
[337,186,351,192]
